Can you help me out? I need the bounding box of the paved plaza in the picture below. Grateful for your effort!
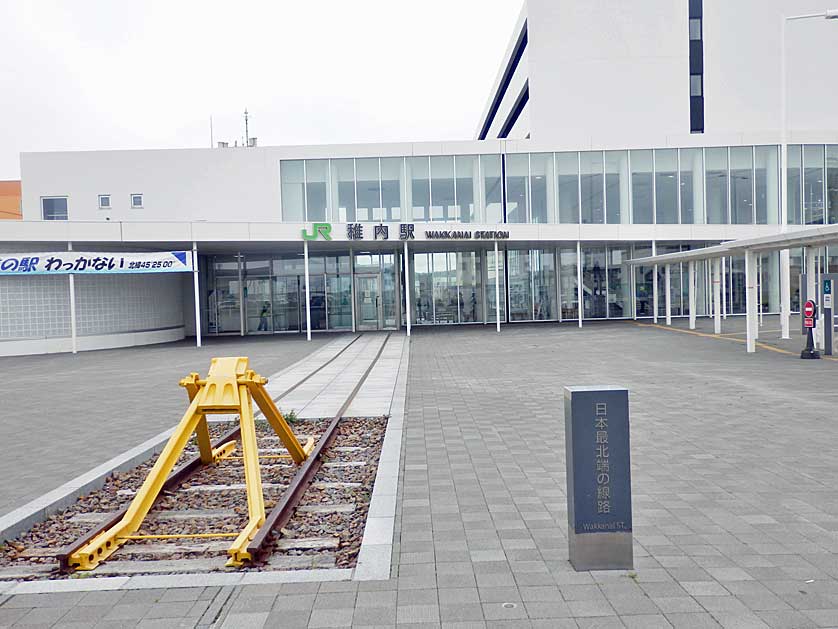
[3,320,838,627]
[0,335,332,514]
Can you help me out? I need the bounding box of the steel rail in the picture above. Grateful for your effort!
[55,424,242,573]
[246,332,392,561]
[270,333,362,403]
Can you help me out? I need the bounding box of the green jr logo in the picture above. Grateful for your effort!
[301,223,332,241]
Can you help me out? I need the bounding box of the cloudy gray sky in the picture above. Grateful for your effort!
[0,0,522,180]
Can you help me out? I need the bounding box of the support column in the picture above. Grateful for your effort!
[403,241,411,337]
[494,241,501,333]
[780,248,791,339]
[304,240,312,341]
[713,258,722,334]
[192,241,202,348]
[68,242,77,354]
[238,253,245,336]
[652,242,658,324]
[665,264,672,326]
[745,250,757,353]
[688,260,696,330]
[722,258,727,319]
[576,241,583,328]
[350,247,356,333]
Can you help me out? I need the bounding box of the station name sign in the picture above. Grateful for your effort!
[425,230,510,240]
[0,251,194,275]
[301,222,511,242]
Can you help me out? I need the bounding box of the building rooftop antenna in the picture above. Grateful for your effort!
[244,108,250,147]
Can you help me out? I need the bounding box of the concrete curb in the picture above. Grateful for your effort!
[0,426,176,543]
[353,336,409,581]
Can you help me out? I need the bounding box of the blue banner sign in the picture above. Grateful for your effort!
[0,251,194,275]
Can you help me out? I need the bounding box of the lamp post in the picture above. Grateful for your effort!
[779,10,838,340]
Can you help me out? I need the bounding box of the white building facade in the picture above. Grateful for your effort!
[2,0,838,355]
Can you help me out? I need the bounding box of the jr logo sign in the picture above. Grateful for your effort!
[301,223,332,241]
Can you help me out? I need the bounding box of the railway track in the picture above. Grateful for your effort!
[0,333,393,579]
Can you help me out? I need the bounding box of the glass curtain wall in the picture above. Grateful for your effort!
[582,247,607,318]
[282,145,789,226]
[507,249,558,321]
[486,248,506,321]
[559,247,579,320]
[828,146,838,224]
[654,150,678,224]
[706,148,729,224]
[580,152,604,224]
[506,154,529,223]
[803,145,825,225]
[730,147,754,224]
[787,145,802,225]
[631,151,653,224]
[411,252,483,325]
[208,253,353,335]
[605,151,629,224]
[557,153,579,224]
[680,148,704,224]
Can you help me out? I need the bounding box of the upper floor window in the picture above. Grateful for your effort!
[98,194,111,209]
[42,197,68,221]
[689,18,702,40]
[131,193,143,209]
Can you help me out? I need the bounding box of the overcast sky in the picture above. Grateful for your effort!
[0,0,522,180]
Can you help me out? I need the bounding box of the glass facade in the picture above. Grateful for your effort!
[274,145,838,227]
[205,240,799,336]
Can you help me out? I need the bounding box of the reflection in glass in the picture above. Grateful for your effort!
[634,244,653,317]
[327,275,352,329]
[245,278,272,333]
[803,144,825,225]
[787,145,802,225]
[631,150,653,224]
[431,156,455,221]
[482,155,503,223]
[557,153,579,224]
[432,252,458,323]
[654,149,678,224]
[560,247,579,320]
[380,158,404,221]
[486,249,506,321]
[827,146,838,224]
[506,154,529,223]
[608,247,631,318]
[532,250,557,320]
[455,155,479,223]
[755,146,779,224]
[605,151,629,224]
[705,147,728,224]
[356,158,380,222]
[330,159,356,222]
[583,247,607,318]
[680,148,704,224]
[271,275,300,332]
[408,157,430,221]
[730,146,754,224]
[507,250,532,320]
[530,153,554,223]
[305,159,328,222]
[458,252,483,322]
[580,152,604,224]
[280,160,305,222]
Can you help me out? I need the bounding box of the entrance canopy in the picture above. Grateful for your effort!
[626,224,838,353]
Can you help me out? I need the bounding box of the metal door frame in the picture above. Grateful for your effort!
[355,272,383,330]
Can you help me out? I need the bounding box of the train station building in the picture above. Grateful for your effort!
[2,0,838,356]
